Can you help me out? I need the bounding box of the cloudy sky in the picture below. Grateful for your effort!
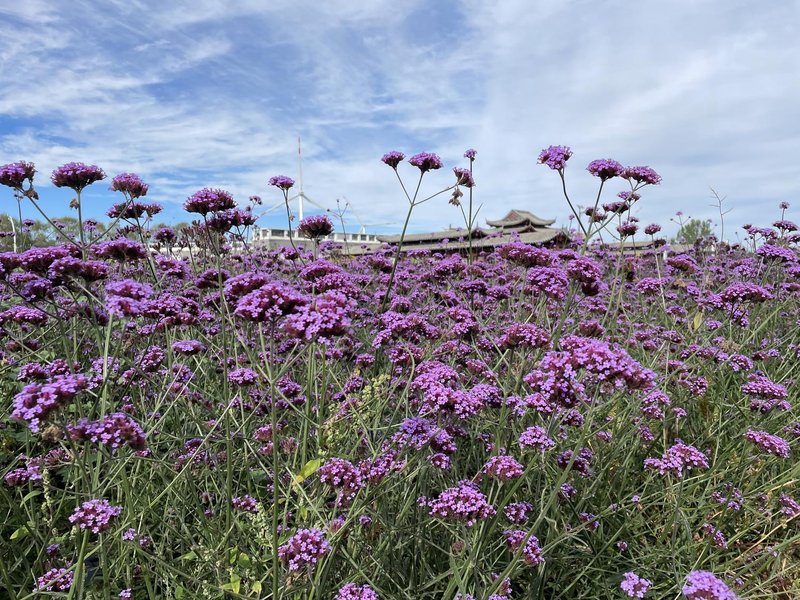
[1,0,798,241]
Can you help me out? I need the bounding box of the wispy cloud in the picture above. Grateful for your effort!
[0,0,797,238]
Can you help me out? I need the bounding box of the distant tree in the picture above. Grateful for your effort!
[674,218,713,245]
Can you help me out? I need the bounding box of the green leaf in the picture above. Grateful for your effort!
[300,458,322,479]
[21,490,42,504]
[231,574,241,594]
[252,580,262,594]
[176,586,185,599]
[237,552,251,568]
[10,526,28,541]
[178,551,197,561]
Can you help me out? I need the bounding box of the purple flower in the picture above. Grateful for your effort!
[0,161,36,189]
[425,480,495,526]
[172,339,207,355]
[298,215,334,239]
[232,495,259,513]
[381,151,405,169]
[234,282,305,322]
[483,454,524,481]
[11,373,90,432]
[269,175,295,190]
[504,501,534,524]
[621,165,662,185]
[278,528,330,572]
[682,571,737,600]
[644,443,709,478]
[69,499,123,534]
[644,223,662,235]
[319,457,363,506]
[744,430,790,458]
[51,162,106,192]
[453,167,475,188]
[537,145,572,170]
[35,566,74,592]
[587,159,624,180]
[67,413,146,451]
[503,530,544,566]
[335,583,379,600]
[408,152,443,173]
[620,572,652,598]
[110,173,149,198]
[464,148,477,160]
[184,188,236,215]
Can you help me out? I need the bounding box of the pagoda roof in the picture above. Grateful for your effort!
[485,209,556,228]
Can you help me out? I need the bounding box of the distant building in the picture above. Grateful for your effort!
[375,209,568,252]
[249,225,383,252]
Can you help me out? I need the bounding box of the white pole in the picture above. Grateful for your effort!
[298,136,304,223]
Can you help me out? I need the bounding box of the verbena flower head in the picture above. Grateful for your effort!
[621,572,652,598]
[67,413,146,451]
[234,282,305,322]
[587,159,624,180]
[503,530,545,566]
[0,161,36,189]
[538,145,572,170]
[110,173,149,198]
[682,571,737,600]
[483,454,524,481]
[335,583,379,600]
[184,188,236,215]
[453,167,475,188]
[381,151,405,169]
[278,528,330,572]
[269,175,295,190]
[51,162,106,192]
[69,499,123,534]
[621,165,662,185]
[644,442,709,478]
[35,566,74,592]
[744,430,790,458]
[408,152,443,173]
[425,480,495,526]
[298,214,334,239]
[464,148,477,160]
[644,223,662,235]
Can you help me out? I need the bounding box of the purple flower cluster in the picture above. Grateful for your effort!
[298,215,334,239]
[503,529,544,566]
[278,528,330,572]
[335,583,379,600]
[682,571,737,600]
[67,413,146,451]
[234,282,305,322]
[482,454,524,481]
[110,173,149,198]
[35,566,74,592]
[620,572,652,598]
[269,175,295,190]
[0,161,36,189]
[12,373,90,432]
[381,151,405,169]
[537,145,572,170]
[587,159,624,180]
[51,162,106,191]
[69,499,123,534]
[184,188,236,215]
[408,152,443,173]
[644,443,709,478]
[744,430,790,458]
[425,480,495,526]
[318,458,363,506]
[519,426,556,452]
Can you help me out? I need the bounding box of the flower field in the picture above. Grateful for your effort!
[0,150,799,599]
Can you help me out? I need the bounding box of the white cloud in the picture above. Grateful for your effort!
[0,0,798,241]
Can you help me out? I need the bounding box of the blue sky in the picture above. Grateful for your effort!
[1,0,798,241]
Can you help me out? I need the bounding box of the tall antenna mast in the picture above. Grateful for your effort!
[297,136,304,222]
